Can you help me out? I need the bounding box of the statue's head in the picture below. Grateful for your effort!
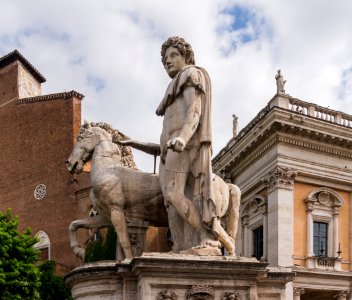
[161,36,195,78]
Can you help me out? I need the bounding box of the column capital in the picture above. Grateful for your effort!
[334,290,349,300]
[293,287,305,296]
[305,197,316,212]
[263,166,297,193]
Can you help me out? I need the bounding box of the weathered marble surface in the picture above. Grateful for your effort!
[65,254,295,300]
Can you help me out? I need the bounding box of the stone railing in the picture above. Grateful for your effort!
[317,256,337,268]
[288,97,352,127]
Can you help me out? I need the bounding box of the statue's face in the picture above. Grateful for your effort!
[164,46,187,78]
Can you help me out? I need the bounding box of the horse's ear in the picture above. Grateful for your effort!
[84,119,91,128]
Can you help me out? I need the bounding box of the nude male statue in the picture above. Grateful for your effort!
[119,36,233,253]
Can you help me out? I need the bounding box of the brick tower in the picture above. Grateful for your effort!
[0,50,84,273]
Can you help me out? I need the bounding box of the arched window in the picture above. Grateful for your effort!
[305,188,343,270]
[240,195,267,260]
[33,231,51,260]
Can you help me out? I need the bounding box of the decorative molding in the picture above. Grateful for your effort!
[293,287,305,296]
[16,90,84,104]
[75,188,91,200]
[334,290,350,299]
[34,231,50,249]
[34,184,46,200]
[263,166,297,192]
[232,135,278,176]
[156,290,178,300]
[276,135,352,159]
[186,285,214,300]
[241,195,267,217]
[221,292,240,300]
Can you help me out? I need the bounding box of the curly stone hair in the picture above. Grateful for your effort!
[161,36,195,66]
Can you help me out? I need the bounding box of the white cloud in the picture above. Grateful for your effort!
[1,0,352,171]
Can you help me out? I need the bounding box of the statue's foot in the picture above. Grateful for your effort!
[195,239,221,249]
[119,258,132,264]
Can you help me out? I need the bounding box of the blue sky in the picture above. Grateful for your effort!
[1,0,352,171]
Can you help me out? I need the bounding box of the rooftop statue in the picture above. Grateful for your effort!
[275,69,286,94]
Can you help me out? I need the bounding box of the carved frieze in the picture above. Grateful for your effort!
[156,290,178,300]
[293,287,305,296]
[186,285,214,300]
[263,166,297,192]
[221,291,240,300]
[334,290,350,300]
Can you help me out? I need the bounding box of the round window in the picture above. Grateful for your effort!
[34,184,46,200]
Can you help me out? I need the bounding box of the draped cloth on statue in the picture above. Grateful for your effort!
[157,65,216,225]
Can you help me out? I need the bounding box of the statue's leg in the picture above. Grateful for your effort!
[165,205,184,251]
[160,150,205,250]
[212,219,236,256]
[110,208,133,261]
[69,214,111,260]
[226,184,241,240]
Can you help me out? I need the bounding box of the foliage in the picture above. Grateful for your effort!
[0,209,41,299]
[84,227,117,262]
[38,260,72,300]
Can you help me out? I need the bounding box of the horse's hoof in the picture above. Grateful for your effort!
[119,258,132,264]
[73,247,85,260]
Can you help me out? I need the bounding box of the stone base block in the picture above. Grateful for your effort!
[65,253,295,300]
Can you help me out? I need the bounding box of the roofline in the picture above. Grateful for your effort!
[0,49,46,83]
[16,90,84,104]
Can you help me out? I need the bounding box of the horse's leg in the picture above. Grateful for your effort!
[226,184,241,241]
[212,219,236,256]
[69,214,111,260]
[110,208,133,262]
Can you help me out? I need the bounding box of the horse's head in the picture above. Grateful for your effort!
[66,120,109,174]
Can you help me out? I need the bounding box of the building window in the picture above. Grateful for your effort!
[240,195,267,259]
[313,222,328,256]
[253,225,264,260]
[305,188,344,270]
[33,231,50,260]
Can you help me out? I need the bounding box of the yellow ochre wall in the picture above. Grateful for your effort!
[293,182,350,270]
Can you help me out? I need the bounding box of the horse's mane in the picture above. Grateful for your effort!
[90,122,138,170]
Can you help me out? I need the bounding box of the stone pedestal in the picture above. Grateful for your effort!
[65,253,295,300]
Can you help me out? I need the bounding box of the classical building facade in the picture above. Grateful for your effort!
[0,50,86,273]
[213,92,352,299]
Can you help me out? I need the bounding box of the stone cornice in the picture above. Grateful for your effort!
[213,109,352,176]
[213,94,352,174]
[16,90,84,104]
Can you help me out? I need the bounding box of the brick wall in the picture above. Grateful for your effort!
[0,57,84,273]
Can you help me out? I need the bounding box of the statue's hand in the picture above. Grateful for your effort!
[166,137,186,152]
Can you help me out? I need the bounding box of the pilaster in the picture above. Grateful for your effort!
[263,166,297,266]
[293,287,305,300]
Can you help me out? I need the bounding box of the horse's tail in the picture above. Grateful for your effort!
[226,184,241,240]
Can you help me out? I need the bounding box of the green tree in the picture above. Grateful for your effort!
[38,260,72,300]
[0,209,41,299]
[84,227,117,262]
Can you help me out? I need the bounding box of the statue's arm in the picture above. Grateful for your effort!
[117,139,161,156]
[167,87,201,152]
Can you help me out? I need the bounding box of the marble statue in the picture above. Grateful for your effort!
[119,36,240,256]
[275,69,286,93]
[66,121,167,262]
[232,114,238,137]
